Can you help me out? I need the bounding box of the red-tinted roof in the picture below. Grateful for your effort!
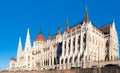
[35,34,46,42]
[100,24,112,34]
[70,24,81,33]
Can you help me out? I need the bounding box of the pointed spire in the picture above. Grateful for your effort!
[17,37,23,54]
[48,31,51,40]
[40,27,42,34]
[66,17,69,27]
[25,27,31,51]
[112,19,116,30]
[112,19,115,25]
[84,6,89,23]
[66,17,70,32]
[58,24,61,34]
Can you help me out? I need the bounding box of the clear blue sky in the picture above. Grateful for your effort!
[0,0,120,70]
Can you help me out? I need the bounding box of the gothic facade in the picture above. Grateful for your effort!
[9,9,119,71]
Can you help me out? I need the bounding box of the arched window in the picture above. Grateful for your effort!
[74,56,78,62]
[65,58,68,63]
[69,57,72,63]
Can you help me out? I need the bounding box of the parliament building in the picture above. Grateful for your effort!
[9,8,119,71]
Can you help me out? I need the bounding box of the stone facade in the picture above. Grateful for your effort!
[8,8,119,71]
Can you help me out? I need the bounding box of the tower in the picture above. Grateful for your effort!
[25,28,31,51]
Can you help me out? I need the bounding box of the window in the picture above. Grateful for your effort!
[64,41,66,55]
[74,56,78,62]
[73,38,75,46]
[73,38,75,52]
[78,35,80,45]
[69,40,71,48]
[69,57,72,63]
[65,58,68,63]
[61,59,63,64]
[68,40,71,54]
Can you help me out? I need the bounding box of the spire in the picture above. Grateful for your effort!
[58,24,61,34]
[112,19,115,25]
[40,27,42,34]
[112,19,116,31]
[17,37,23,56]
[66,17,70,32]
[66,17,69,27]
[84,6,89,23]
[25,28,31,51]
[48,31,51,40]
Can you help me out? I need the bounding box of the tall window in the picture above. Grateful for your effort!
[69,57,72,63]
[61,59,63,64]
[78,35,80,51]
[73,38,75,52]
[64,41,66,55]
[65,58,68,63]
[74,56,78,62]
[68,40,71,54]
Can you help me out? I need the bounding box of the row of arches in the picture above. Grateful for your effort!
[61,56,82,64]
